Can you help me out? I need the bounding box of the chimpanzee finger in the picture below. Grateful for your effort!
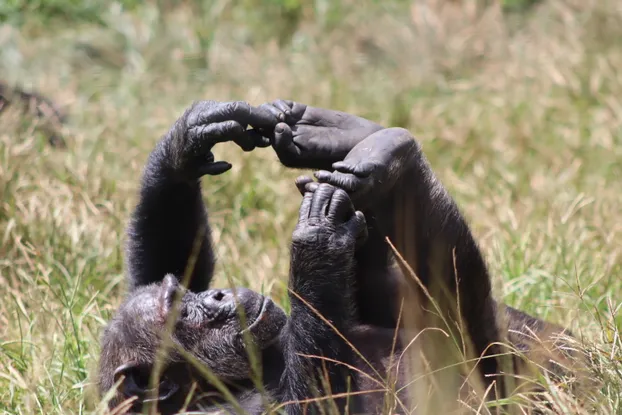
[231,128,270,152]
[188,101,278,130]
[345,211,368,243]
[298,191,314,222]
[332,161,377,178]
[232,131,256,152]
[327,188,355,222]
[304,181,320,193]
[188,120,246,148]
[194,161,232,177]
[272,100,305,124]
[309,183,336,220]
[345,210,367,239]
[257,103,285,122]
[295,175,315,196]
[274,123,301,158]
[288,101,308,120]
[314,170,361,193]
[231,102,278,129]
[246,127,274,146]
[272,100,293,119]
[245,129,272,148]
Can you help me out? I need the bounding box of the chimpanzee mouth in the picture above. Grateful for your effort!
[242,297,272,332]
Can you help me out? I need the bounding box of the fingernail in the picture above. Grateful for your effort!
[275,125,284,133]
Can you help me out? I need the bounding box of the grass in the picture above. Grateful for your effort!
[0,0,621,413]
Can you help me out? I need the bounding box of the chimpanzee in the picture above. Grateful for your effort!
[98,100,573,414]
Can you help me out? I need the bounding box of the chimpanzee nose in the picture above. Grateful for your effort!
[199,289,234,313]
[200,288,253,307]
[210,290,226,301]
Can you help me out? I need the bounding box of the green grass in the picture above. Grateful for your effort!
[0,0,621,413]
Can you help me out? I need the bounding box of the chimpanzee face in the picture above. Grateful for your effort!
[98,274,287,410]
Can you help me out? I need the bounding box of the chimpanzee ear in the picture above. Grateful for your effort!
[113,362,179,403]
[158,274,180,316]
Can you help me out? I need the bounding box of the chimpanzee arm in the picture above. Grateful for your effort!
[259,101,500,365]
[278,184,367,415]
[311,127,503,387]
[126,101,276,292]
[259,99,501,380]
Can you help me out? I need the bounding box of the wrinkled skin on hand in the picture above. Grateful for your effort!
[162,100,276,180]
[299,128,420,211]
[292,183,368,248]
[255,99,385,170]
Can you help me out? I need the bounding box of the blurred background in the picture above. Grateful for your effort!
[0,0,621,413]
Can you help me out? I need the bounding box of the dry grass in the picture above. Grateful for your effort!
[0,0,621,413]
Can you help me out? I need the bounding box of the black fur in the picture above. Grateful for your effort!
[98,99,574,414]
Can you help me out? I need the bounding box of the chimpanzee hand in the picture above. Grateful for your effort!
[163,100,276,180]
[292,183,368,250]
[255,100,385,169]
[295,128,419,210]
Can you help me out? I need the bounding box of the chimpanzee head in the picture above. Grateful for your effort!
[98,274,287,412]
